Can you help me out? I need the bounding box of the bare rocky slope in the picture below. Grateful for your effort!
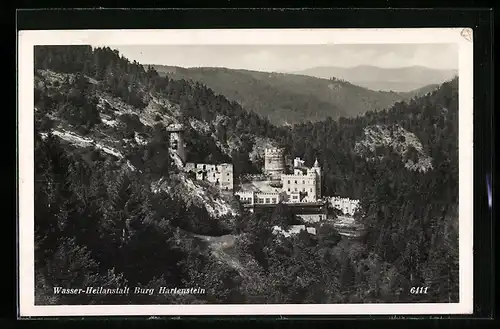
[354,124,433,173]
[35,69,239,219]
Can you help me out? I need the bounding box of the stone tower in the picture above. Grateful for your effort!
[166,123,186,164]
[264,147,285,180]
[313,158,322,198]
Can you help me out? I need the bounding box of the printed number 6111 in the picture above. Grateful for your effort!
[410,287,429,294]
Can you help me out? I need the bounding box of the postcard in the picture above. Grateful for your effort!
[18,28,473,317]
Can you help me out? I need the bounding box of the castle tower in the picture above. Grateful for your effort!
[264,147,285,180]
[313,158,322,198]
[166,123,186,164]
[219,163,234,191]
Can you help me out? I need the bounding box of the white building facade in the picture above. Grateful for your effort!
[281,158,321,203]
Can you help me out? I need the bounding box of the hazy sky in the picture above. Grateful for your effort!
[102,44,458,72]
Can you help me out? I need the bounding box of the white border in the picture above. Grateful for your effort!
[18,28,474,317]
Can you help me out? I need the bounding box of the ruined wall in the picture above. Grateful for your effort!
[184,162,234,191]
[330,197,360,215]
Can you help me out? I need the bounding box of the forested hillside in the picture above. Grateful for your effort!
[399,83,441,99]
[149,65,434,125]
[33,45,458,305]
[276,78,459,303]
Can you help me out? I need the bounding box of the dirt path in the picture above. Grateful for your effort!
[191,234,236,250]
[190,233,256,278]
[179,229,262,280]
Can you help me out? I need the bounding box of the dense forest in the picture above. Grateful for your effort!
[33,45,458,305]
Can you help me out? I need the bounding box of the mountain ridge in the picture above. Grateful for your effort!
[289,65,457,92]
[147,64,442,125]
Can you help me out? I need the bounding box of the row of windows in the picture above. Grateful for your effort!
[196,164,232,173]
[256,197,277,204]
[287,187,313,192]
[196,174,232,184]
[287,180,313,184]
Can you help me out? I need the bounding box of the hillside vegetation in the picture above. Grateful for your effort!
[33,45,458,305]
[149,65,439,125]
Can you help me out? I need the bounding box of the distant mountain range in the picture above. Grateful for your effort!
[289,65,458,92]
[148,65,443,126]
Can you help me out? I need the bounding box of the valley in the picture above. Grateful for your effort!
[149,65,445,125]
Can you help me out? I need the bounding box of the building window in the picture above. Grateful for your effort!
[227,173,230,176]
[265,198,270,204]
[272,198,276,203]
[303,180,305,184]
[258,198,264,203]
[293,195,298,199]
[287,188,290,192]
[203,165,206,170]
[310,188,313,192]
[287,180,290,184]
[294,180,297,184]
[294,188,297,192]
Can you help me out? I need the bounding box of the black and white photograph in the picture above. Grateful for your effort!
[18,28,473,316]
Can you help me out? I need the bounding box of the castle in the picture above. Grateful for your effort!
[235,152,322,206]
[236,148,360,221]
[167,123,234,192]
[282,157,322,202]
[235,147,329,223]
[166,125,359,221]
